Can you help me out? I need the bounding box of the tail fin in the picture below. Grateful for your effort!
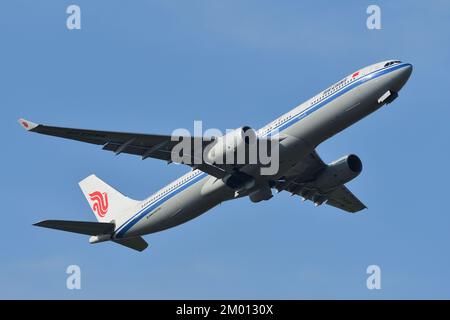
[79,175,140,223]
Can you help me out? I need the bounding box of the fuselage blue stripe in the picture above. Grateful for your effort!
[115,63,409,238]
[115,172,205,237]
[263,63,407,137]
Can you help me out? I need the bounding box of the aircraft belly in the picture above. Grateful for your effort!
[286,73,394,147]
[136,177,226,234]
[238,81,384,182]
[241,73,397,184]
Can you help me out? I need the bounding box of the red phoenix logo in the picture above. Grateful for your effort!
[89,191,109,218]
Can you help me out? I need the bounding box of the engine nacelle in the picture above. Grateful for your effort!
[314,154,362,191]
[205,126,256,165]
[249,183,273,203]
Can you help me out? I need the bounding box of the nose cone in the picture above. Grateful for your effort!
[401,63,413,81]
[393,63,413,92]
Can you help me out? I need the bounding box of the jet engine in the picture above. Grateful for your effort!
[205,126,256,165]
[314,154,362,192]
[249,183,273,203]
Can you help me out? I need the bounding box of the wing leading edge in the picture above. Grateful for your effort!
[18,118,229,178]
[19,119,366,213]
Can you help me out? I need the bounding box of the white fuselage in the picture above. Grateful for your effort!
[113,61,412,239]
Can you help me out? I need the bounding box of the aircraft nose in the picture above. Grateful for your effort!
[392,63,413,92]
[402,63,413,80]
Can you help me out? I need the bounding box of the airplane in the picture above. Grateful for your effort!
[19,60,412,251]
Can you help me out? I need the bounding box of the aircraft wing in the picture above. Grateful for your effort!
[325,185,367,213]
[275,150,366,213]
[18,118,228,178]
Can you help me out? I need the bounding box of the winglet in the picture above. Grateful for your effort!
[18,118,38,131]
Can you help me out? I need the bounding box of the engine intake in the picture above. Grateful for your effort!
[314,154,362,192]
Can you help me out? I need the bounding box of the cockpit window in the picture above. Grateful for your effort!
[384,60,402,67]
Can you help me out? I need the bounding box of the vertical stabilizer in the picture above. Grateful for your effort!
[78,175,140,224]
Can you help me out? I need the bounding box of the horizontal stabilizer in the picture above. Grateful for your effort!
[113,236,148,252]
[34,220,115,236]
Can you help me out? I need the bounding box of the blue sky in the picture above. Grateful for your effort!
[1,1,450,299]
